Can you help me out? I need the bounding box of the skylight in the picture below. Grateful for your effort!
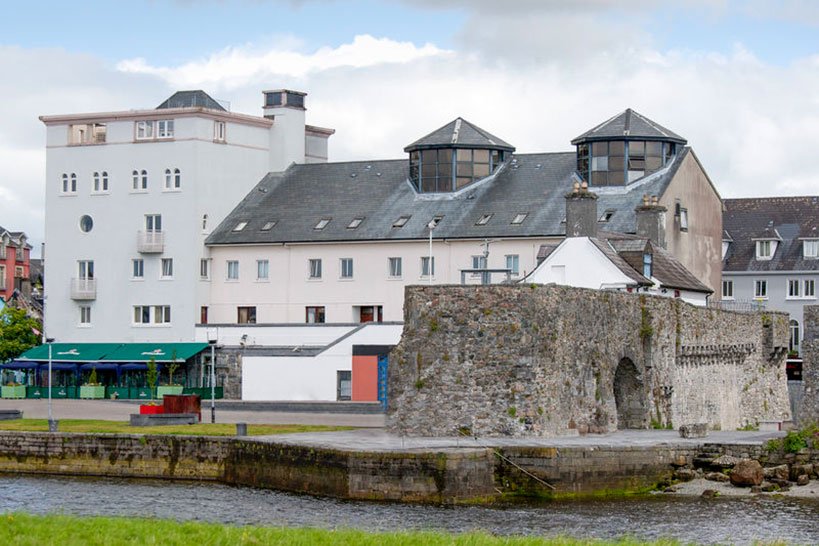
[314,218,331,230]
[511,213,528,225]
[476,214,493,226]
[428,215,443,229]
[347,217,364,229]
[232,221,248,232]
[599,210,615,222]
[392,215,411,228]
[260,221,277,231]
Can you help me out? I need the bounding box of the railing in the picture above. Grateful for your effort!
[459,268,513,285]
[707,299,767,313]
[137,230,164,253]
[70,278,97,300]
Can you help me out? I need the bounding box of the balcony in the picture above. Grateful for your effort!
[71,278,96,300]
[138,230,164,253]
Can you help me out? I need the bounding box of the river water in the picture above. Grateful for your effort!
[1,475,817,544]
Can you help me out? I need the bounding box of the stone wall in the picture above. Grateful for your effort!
[388,285,791,437]
[799,305,819,423]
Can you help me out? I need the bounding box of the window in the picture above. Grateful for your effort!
[679,208,688,231]
[257,259,269,280]
[161,258,173,278]
[804,240,819,259]
[233,221,248,232]
[788,279,800,298]
[722,280,734,299]
[214,121,226,142]
[599,210,615,222]
[306,306,325,324]
[92,171,108,193]
[141,170,148,189]
[69,123,106,144]
[62,174,68,193]
[506,254,520,276]
[756,240,773,260]
[421,256,435,277]
[78,260,94,280]
[154,305,171,324]
[157,120,174,139]
[471,255,487,271]
[309,259,322,279]
[61,173,77,194]
[347,217,364,229]
[132,259,144,279]
[79,215,93,233]
[314,218,331,230]
[511,213,528,225]
[133,305,171,325]
[476,214,493,226]
[79,306,91,325]
[392,215,411,228]
[340,258,353,279]
[136,121,154,140]
[226,260,239,280]
[643,253,653,278]
[805,279,816,298]
[200,306,208,325]
[388,257,402,278]
[93,172,100,192]
[237,306,257,324]
[145,214,161,232]
[134,306,151,324]
[162,168,181,189]
[790,319,800,355]
[261,220,277,231]
[132,170,148,190]
[200,259,210,280]
[164,169,172,189]
[359,306,383,323]
[101,171,108,191]
[754,279,767,299]
[0,265,4,287]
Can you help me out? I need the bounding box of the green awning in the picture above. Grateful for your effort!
[17,343,122,362]
[101,343,208,363]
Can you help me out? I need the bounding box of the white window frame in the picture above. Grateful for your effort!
[340,258,354,279]
[506,254,520,276]
[754,279,768,299]
[161,258,173,279]
[679,208,688,231]
[421,256,435,277]
[214,121,226,142]
[226,260,239,281]
[133,305,151,325]
[756,240,773,260]
[200,258,210,280]
[93,172,101,192]
[157,120,174,139]
[787,279,800,299]
[256,259,269,281]
[132,259,144,280]
[388,257,402,278]
[153,305,171,324]
[145,214,162,232]
[805,279,816,298]
[722,279,734,300]
[0,265,5,287]
[309,258,322,280]
[79,305,92,326]
[136,121,154,140]
[804,240,819,259]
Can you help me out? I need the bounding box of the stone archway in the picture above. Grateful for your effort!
[613,357,647,429]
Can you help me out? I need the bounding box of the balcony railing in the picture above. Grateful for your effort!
[71,278,96,300]
[138,230,164,253]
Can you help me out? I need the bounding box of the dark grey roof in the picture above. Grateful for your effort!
[617,244,712,293]
[571,108,687,145]
[404,118,515,152]
[723,196,819,272]
[207,149,690,246]
[156,90,226,111]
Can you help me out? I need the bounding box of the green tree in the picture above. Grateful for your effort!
[146,357,158,402]
[0,307,41,362]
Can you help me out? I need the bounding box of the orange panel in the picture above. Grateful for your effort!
[352,355,378,401]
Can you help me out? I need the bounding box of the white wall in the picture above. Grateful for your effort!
[527,238,636,289]
[241,323,403,400]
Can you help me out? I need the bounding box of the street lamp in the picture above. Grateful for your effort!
[46,337,56,432]
[427,220,436,285]
[207,329,218,424]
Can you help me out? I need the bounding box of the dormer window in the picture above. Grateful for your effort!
[643,253,653,278]
[756,240,775,260]
[599,210,615,222]
[804,240,819,259]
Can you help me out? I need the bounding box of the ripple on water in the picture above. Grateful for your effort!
[1,475,818,545]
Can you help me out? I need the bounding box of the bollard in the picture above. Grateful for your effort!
[236,422,248,436]
[48,419,59,432]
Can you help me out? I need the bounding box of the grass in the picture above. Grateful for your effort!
[0,419,350,436]
[0,513,685,546]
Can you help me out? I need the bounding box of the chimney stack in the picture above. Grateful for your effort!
[565,180,599,238]
[635,194,667,248]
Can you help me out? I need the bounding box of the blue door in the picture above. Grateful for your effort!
[377,355,388,409]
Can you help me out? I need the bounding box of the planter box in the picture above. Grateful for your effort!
[1,385,26,399]
[79,385,106,399]
[139,404,164,415]
[26,386,45,399]
[156,385,184,399]
[131,387,154,400]
[106,386,129,400]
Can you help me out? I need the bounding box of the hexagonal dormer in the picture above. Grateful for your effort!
[571,109,687,187]
[404,118,515,193]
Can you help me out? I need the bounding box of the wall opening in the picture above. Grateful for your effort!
[613,357,647,429]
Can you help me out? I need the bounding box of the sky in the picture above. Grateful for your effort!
[2,0,819,254]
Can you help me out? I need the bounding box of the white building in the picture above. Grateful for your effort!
[41,89,333,343]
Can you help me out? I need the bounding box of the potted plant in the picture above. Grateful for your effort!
[79,367,105,399]
[1,382,26,399]
[139,357,164,414]
[156,351,183,399]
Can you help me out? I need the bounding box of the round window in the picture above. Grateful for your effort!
[79,215,93,232]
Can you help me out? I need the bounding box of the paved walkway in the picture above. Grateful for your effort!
[0,399,386,428]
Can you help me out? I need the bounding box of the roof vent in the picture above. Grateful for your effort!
[350,173,357,178]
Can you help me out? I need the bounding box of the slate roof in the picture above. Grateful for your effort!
[404,118,515,152]
[156,90,226,111]
[588,238,652,286]
[207,148,690,246]
[571,108,687,145]
[723,196,819,272]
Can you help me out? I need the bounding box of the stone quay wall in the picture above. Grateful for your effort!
[388,285,791,437]
[799,306,819,424]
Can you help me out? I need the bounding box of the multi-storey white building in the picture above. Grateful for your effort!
[41,89,333,342]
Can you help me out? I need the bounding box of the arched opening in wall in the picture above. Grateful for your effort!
[613,357,647,429]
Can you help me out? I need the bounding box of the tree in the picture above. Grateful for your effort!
[146,357,158,402]
[0,307,41,362]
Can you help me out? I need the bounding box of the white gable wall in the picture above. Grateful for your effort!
[528,237,637,289]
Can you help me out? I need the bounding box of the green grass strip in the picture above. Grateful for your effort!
[0,513,683,546]
[0,419,350,436]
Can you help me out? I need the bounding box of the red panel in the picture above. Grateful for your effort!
[352,356,378,401]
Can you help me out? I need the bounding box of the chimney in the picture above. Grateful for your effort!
[262,89,307,172]
[635,194,667,249]
[565,180,599,238]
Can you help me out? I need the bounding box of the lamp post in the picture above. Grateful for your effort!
[46,337,56,432]
[207,329,218,424]
[427,220,435,285]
